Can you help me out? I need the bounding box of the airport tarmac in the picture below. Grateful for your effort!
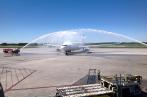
[0,48,147,97]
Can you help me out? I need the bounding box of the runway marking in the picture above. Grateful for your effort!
[0,66,36,93]
[7,84,75,91]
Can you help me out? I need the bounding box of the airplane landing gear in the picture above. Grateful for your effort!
[65,50,71,55]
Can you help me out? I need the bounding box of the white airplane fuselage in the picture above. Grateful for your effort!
[57,41,89,55]
[60,44,80,51]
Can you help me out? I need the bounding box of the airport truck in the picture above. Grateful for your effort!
[3,48,20,56]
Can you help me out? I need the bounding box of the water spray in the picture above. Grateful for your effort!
[21,28,147,49]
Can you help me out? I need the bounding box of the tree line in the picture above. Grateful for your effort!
[0,43,28,46]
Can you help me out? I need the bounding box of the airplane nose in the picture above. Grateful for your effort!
[60,46,65,49]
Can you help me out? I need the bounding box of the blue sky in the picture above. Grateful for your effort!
[0,0,147,43]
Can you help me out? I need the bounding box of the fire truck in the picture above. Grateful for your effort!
[3,48,20,56]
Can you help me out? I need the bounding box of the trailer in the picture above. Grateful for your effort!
[56,84,113,97]
[55,69,144,97]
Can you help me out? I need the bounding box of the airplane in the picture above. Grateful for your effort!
[56,41,90,55]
